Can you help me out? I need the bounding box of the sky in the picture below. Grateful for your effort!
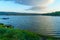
[48,0,60,12]
[0,0,60,13]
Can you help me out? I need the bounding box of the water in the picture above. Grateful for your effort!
[0,15,60,37]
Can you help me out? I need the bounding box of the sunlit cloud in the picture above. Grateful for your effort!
[15,0,54,13]
[0,0,60,13]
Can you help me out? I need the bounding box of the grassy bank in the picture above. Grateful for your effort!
[0,23,59,40]
[0,23,40,40]
[0,28,41,40]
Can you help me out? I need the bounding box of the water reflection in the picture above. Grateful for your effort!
[0,15,60,37]
[30,16,54,35]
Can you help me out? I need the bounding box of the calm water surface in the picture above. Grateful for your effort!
[0,15,60,37]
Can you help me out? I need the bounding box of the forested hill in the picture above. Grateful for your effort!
[41,11,60,16]
[0,11,60,16]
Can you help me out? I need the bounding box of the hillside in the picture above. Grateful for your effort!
[0,11,60,16]
[41,11,60,16]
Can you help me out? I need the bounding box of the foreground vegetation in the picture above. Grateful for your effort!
[0,23,59,40]
[0,23,40,40]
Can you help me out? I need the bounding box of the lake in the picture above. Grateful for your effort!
[0,15,60,37]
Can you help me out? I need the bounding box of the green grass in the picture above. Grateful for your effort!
[0,23,59,40]
[0,28,41,40]
[0,23,41,40]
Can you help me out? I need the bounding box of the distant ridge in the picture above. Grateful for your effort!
[41,11,60,16]
[0,12,43,15]
[0,11,60,16]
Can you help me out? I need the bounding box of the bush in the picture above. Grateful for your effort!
[0,23,14,28]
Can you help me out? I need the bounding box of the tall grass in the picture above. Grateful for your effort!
[0,23,58,40]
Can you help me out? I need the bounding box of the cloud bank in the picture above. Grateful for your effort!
[0,0,54,13]
[15,0,54,12]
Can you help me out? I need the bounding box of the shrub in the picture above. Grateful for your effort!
[0,23,14,28]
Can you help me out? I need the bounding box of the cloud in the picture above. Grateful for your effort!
[0,0,54,13]
[16,0,54,6]
[1,0,54,6]
[15,0,54,12]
